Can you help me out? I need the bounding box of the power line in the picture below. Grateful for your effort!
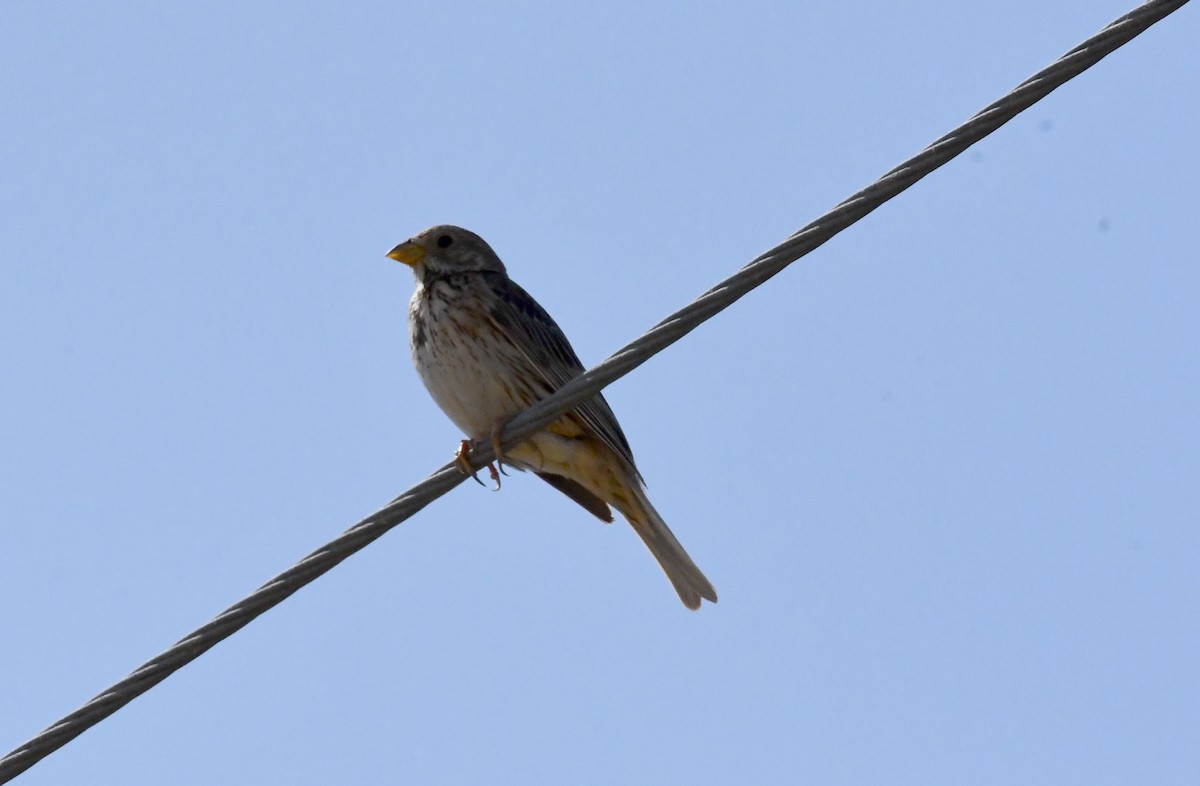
[0,0,1188,780]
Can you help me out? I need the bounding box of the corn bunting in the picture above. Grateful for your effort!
[388,225,717,609]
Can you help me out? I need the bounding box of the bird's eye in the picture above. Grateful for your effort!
[436,235,453,249]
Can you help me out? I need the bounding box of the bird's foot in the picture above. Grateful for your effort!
[490,420,511,479]
[455,439,503,491]
[454,439,486,487]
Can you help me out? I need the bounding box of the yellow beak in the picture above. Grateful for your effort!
[387,240,426,266]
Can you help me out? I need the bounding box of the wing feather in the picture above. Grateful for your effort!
[483,272,643,482]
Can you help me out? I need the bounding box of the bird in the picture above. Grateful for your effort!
[388,225,717,610]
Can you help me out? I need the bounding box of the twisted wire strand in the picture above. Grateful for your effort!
[0,0,1187,780]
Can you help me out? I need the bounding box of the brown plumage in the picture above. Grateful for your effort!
[388,225,716,609]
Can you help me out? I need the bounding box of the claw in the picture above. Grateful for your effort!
[455,439,486,487]
[490,420,510,477]
[456,438,504,491]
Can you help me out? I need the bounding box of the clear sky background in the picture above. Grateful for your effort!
[2,2,1197,784]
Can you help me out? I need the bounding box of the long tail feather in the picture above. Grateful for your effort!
[621,484,717,610]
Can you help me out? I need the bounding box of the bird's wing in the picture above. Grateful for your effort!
[484,272,642,481]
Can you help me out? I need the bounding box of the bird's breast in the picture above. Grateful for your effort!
[408,280,546,439]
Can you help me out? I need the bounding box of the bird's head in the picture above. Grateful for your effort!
[387,225,506,283]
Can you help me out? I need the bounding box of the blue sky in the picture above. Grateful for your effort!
[2,2,1197,784]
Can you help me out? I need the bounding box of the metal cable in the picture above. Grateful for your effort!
[0,0,1187,780]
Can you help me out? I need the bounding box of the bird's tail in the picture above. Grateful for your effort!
[620,482,718,610]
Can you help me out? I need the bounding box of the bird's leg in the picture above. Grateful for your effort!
[490,419,510,477]
[455,438,503,491]
[455,439,487,487]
